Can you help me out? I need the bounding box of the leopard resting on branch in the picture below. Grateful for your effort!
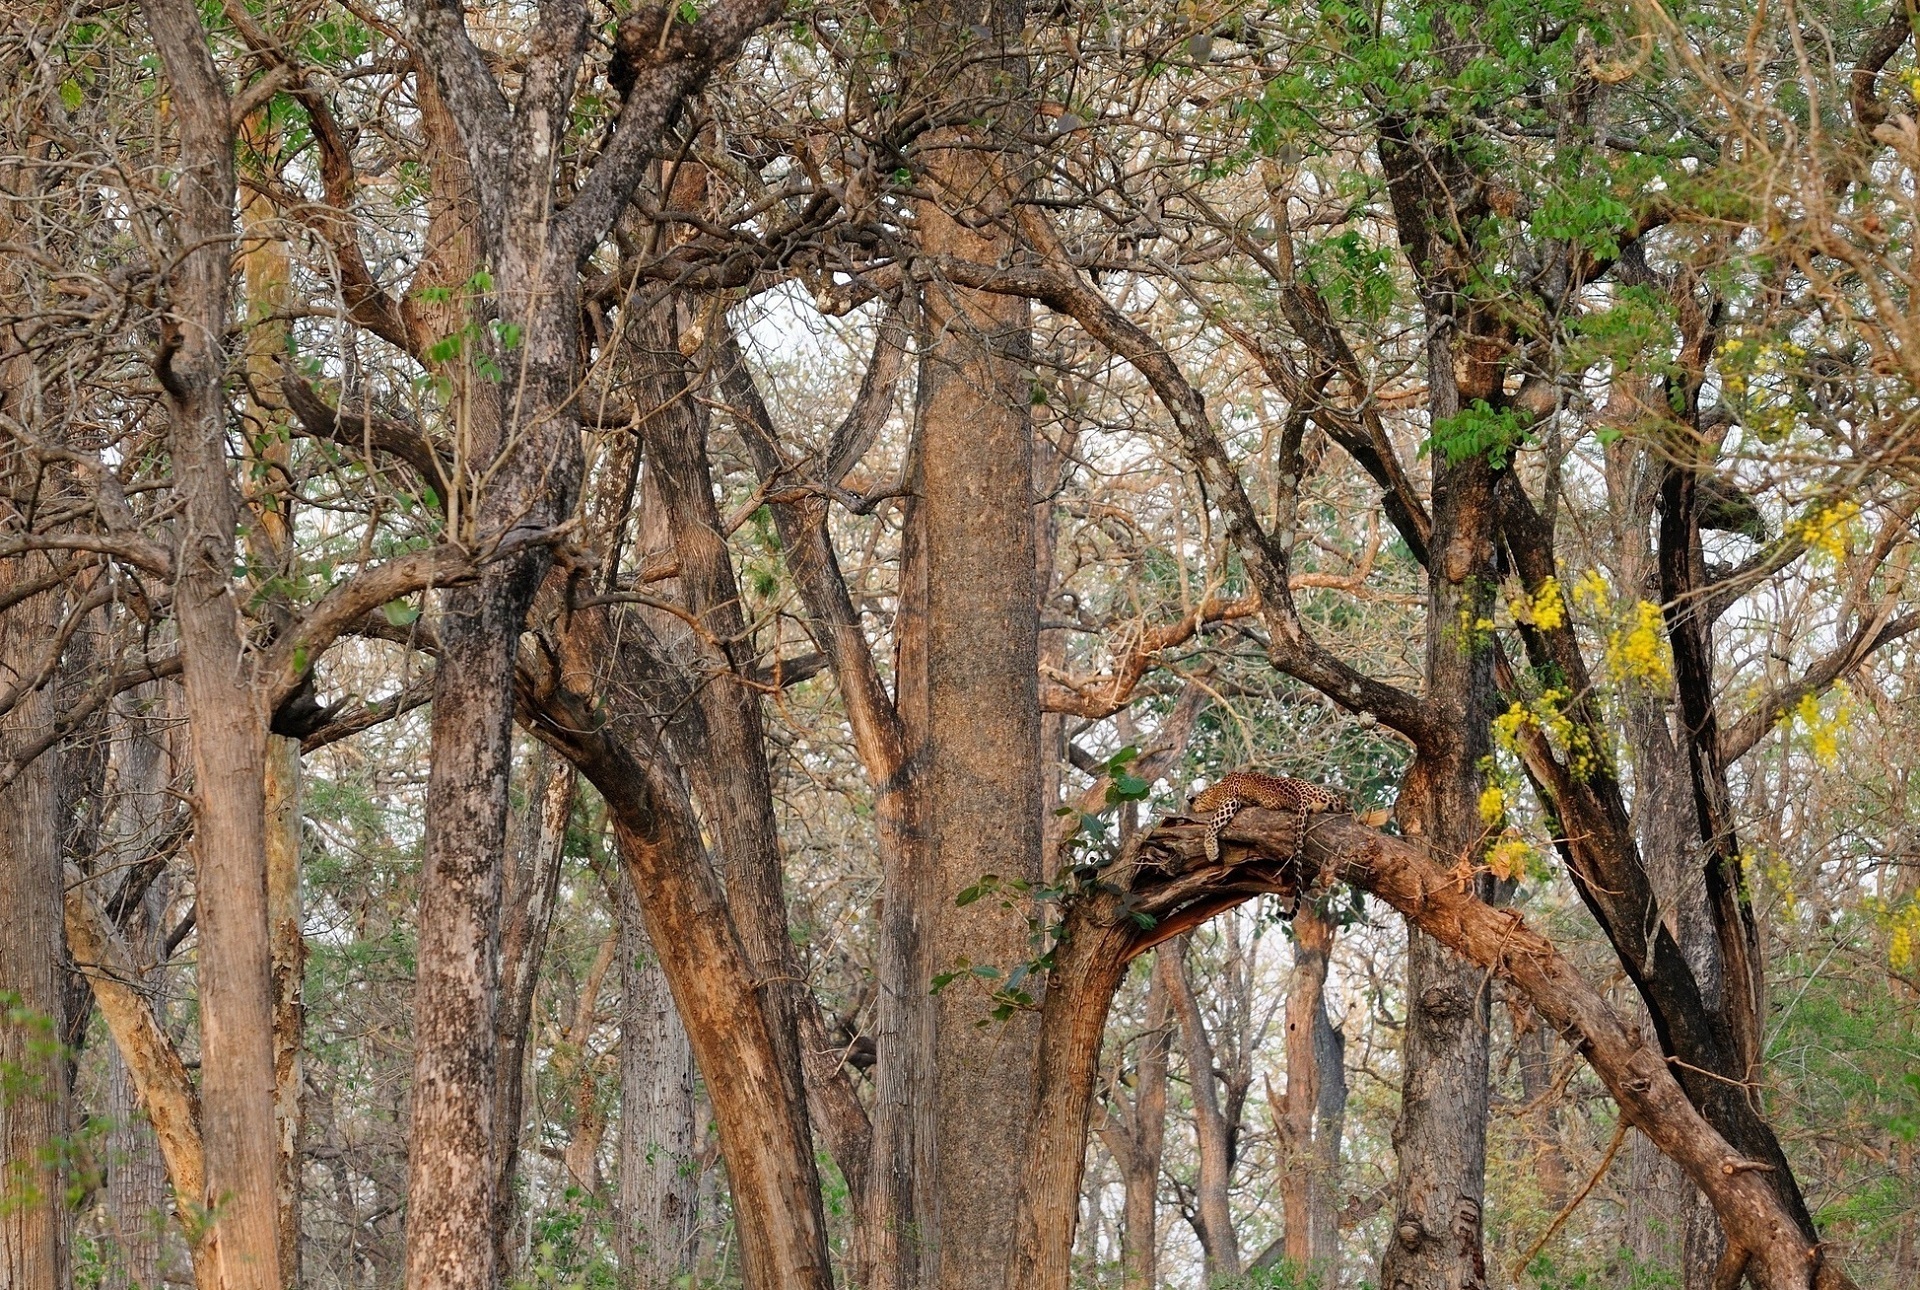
[1188,770,1352,863]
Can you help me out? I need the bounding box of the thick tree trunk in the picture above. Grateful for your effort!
[1380,399,1501,1290]
[1,549,69,1290]
[139,4,281,1284]
[404,574,527,1290]
[905,8,1044,1281]
[616,876,699,1288]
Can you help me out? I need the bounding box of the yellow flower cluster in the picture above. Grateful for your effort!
[1478,784,1508,825]
[1607,600,1673,688]
[1792,682,1853,769]
[1572,569,1610,609]
[1493,688,1601,779]
[1888,898,1920,972]
[1789,499,1860,562]
[1487,832,1536,883]
[1509,576,1566,631]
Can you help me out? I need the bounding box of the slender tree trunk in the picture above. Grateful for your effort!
[1163,938,1241,1280]
[1278,908,1345,1278]
[616,875,699,1288]
[101,691,176,1290]
[1110,960,1170,1290]
[492,754,574,1275]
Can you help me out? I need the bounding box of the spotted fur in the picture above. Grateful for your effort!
[1190,771,1349,861]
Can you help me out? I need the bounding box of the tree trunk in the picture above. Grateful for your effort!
[404,575,526,1290]
[628,305,824,1249]
[616,875,699,1288]
[265,735,304,1286]
[904,6,1043,1282]
[1104,962,1170,1290]
[1163,938,1241,1279]
[101,691,177,1290]
[1277,907,1345,1279]
[492,754,574,1275]
[520,595,834,1290]
[139,4,281,1283]
[1,534,69,1290]
[1378,385,1501,1290]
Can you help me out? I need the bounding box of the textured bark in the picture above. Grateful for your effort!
[905,7,1043,1282]
[1,531,68,1290]
[628,308,824,1249]
[519,596,834,1290]
[404,576,526,1290]
[264,735,304,1285]
[1379,407,1499,1290]
[1277,908,1345,1276]
[616,877,699,1288]
[1163,938,1241,1279]
[492,755,574,1274]
[138,3,281,1284]
[400,2,783,1278]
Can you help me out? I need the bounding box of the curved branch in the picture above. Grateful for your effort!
[1005,802,1850,1290]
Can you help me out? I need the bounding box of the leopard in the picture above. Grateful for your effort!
[1189,770,1349,862]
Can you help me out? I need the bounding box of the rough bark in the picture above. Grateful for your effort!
[1276,907,1345,1277]
[139,3,281,1284]
[1,528,68,1290]
[616,875,699,1288]
[904,6,1044,1282]
[492,755,575,1274]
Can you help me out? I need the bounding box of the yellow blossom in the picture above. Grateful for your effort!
[1487,833,1534,883]
[1607,600,1672,688]
[1790,499,1859,562]
[1478,785,1507,825]
[1530,577,1566,631]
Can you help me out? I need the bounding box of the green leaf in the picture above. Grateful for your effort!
[60,79,83,112]
[382,599,421,627]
